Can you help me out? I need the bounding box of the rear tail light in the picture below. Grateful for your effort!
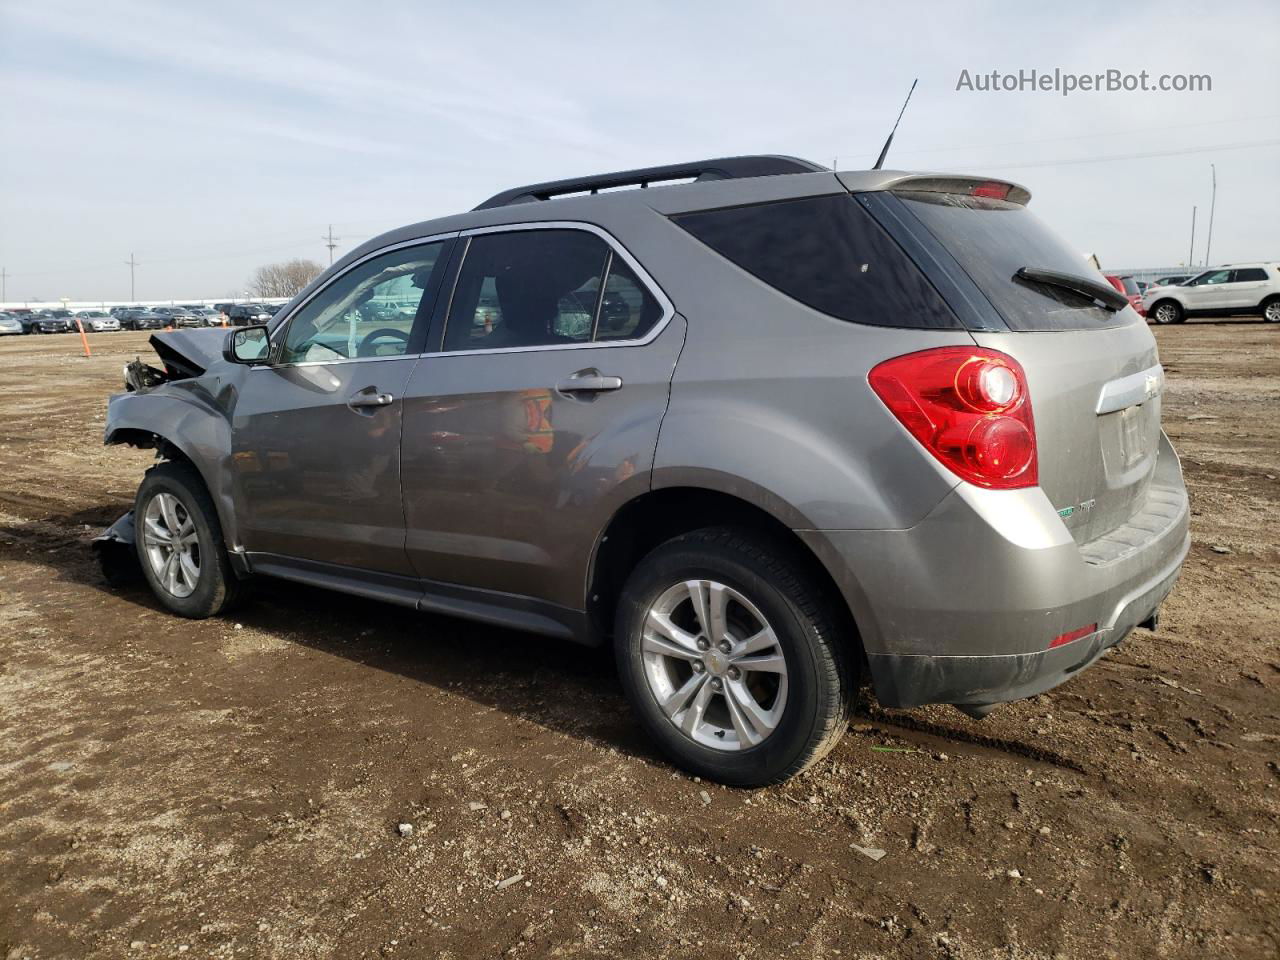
[868,347,1038,489]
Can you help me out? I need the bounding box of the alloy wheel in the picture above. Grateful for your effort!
[1154,303,1179,324]
[142,492,201,598]
[640,579,788,751]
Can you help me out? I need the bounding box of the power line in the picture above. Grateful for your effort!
[876,113,1280,160]
[976,138,1280,172]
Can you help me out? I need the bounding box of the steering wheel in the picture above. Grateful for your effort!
[356,327,410,357]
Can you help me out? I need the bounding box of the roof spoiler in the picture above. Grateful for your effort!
[474,155,828,210]
[887,175,1032,206]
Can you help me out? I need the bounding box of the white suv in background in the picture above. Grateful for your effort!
[1143,263,1280,324]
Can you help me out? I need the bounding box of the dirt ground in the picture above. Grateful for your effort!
[1,322,1277,960]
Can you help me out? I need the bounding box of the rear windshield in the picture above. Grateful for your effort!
[894,192,1132,332]
[1119,276,1140,297]
[672,194,960,329]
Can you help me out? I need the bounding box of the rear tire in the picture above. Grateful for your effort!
[1262,297,1280,323]
[1150,300,1184,325]
[615,527,854,786]
[134,460,245,619]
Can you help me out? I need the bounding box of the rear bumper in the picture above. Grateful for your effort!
[801,431,1190,709]
[860,535,1184,708]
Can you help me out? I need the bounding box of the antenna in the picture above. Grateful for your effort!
[872,78,918,171]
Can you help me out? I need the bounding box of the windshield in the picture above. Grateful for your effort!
[893,191,1134,331]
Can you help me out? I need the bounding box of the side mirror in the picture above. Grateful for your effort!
[225,325,272,364]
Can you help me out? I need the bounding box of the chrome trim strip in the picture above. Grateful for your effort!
[1095,363,1164,415]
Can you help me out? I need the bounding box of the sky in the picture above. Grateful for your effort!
[1,0,1278,303]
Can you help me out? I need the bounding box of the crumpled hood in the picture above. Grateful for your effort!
[149,328,227,379]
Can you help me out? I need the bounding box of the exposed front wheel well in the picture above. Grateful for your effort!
[588,488,863,659]
[107,428,194,468]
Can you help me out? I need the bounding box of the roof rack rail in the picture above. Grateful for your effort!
[473,155,827,210]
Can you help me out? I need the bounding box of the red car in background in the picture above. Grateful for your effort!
[1106,274,1146,317]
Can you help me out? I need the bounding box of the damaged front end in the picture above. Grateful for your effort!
[98,327,242,584]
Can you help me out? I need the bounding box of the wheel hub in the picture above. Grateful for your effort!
[639,579,789,752]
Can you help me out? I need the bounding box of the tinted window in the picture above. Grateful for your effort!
[1232,268,1268,282]
[1120,277,1140,297]
[895,192,1130,331]
[280,241,446,363]
[444,230,610,351]
[673,194,958,329]
[596,257,663,341]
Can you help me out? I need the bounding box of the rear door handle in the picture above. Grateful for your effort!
[555,372,623,394]
[347,389,395,410]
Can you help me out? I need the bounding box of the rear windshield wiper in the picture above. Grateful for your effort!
[1015,267,1129,312]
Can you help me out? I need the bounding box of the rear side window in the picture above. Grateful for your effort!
[1119,277,1140,297]
[443,230,664,350]
[894,192,1132,331]
[672,194,960,329]
[1232,268,1269,282]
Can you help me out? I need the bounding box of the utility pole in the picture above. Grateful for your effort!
[124,253,139,300]
[1188,206,1196,267]
[322,225,340,266]
[1204,163,1217,267]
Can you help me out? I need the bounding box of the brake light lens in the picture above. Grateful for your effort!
[868,347,1038,489]
[970,181,1012,200]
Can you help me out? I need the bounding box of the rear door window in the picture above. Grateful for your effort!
[442,229,666,350]
[672,194,960,329]
[1232,268,1268,282]
[893,191,1131,331]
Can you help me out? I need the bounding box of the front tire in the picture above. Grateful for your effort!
[615,527,854,786]
[1150,300,1184,325]
[134,461,244,618]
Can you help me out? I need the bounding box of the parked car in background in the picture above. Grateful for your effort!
[100,156,1188,786]
[0,313,26,335]
[74,310,122,332]
[190,307,223,325]
[1143,263,1280,324]
[1152,274,1193,287]
[1105,274,1145,316]
[227,303,274,326]
[30,314,74,333]
[150,306,203,328]
[6,309,36,333]
[119,309,167,331]
[110,305,142,319]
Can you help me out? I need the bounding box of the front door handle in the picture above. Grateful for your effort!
[555,371,623,394]
[347,389,395,410]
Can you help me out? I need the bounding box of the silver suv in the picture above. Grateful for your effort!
[99,157,1189,785]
